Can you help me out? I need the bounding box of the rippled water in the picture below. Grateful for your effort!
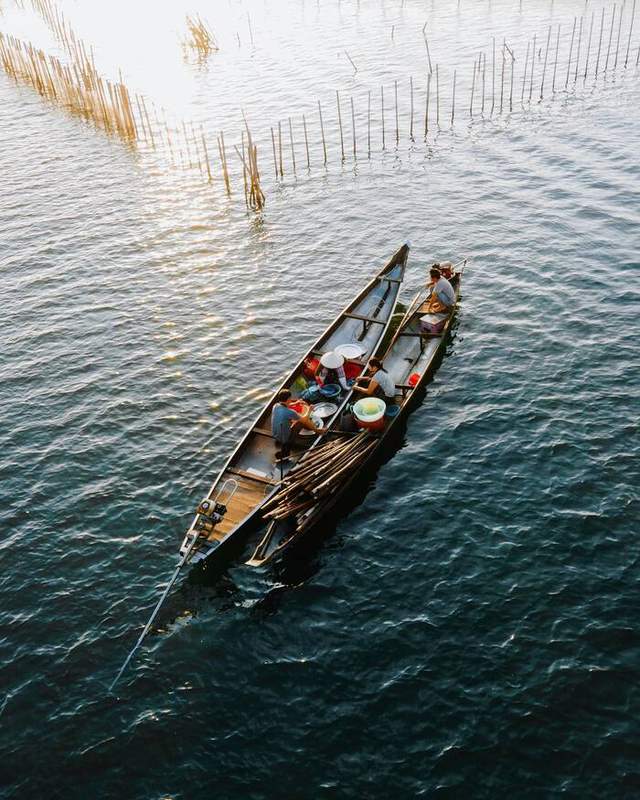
[2,1,640,797]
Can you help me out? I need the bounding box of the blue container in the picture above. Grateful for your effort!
[320,384,341,399]
[384,404,401,418]
[301,385,321,402]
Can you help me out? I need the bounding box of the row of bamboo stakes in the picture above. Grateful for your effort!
[1,1,638,210]
[260,431,377,534]
[267,2,639,179]
[0,25,262,206]
[0,32,138,139]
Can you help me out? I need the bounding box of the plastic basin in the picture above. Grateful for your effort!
[353,397,387,430]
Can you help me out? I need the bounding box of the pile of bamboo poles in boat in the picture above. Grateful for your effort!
[0,32,138,139]
[185,14,218,57]
[261,432,377,531]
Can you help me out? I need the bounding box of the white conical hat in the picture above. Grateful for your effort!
[320,351,344,369]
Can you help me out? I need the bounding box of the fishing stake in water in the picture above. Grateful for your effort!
[109,479,238,692]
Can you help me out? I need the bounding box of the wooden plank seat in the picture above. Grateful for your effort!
[253,427,276,438]
[344,312,386,324]
[226,466,279,485]
[398,331,443,338]
[395,383,417,393]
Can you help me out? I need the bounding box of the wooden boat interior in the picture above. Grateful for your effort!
[180,246,408,562]
[383,272,461,401]
[245,270,463,566]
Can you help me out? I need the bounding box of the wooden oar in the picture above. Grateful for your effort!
[110,479,237,692]
[109,531,200,692]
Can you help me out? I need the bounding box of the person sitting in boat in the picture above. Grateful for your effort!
[315,351,349,392]
[271,389,324,459]
[421,265,456,314]
[352,358,396,401]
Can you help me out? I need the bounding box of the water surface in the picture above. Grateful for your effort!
[1,1,639,797]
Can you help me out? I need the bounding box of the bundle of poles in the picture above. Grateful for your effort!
[0,32,138,140]
[234,124,265,210]
[185,14,219,57]
[261,431,377,532]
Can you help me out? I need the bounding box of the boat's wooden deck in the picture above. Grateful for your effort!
[203,472,278,542]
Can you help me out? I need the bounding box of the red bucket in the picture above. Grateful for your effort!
[343,361,363,381]
[302,357,319,380]
[288,400,309,415]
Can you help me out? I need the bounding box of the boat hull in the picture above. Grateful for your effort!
[255,270,463,563]
[182,244,410,568]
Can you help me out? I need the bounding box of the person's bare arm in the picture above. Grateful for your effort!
[354,378,377,397]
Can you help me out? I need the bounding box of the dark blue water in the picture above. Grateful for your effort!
[1,51,640,800]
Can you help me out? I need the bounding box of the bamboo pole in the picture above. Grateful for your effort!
[191,121,202,174]
[584,11,595,80]
[552,25,561,91]
[540,26,551,98]
[409,76,414,139]
[336,90,345,161]
[500,40,505,113]
[422,22,433,73]
[481,52,486,114]
[183,121,194,168]
[270,126,278,177]
[134,94,147,142]
[565,17,577,88]
[201,129,212,182]
[141,96,155,148]
[394,79,399,144]
[509,48,515,111]
[529,33,536,102]
[381,85,385,148]
[522,40,530,104]
[491,37,496,115]
[574,16,584,82]
[367,89,371,157]
[318,100,327,165]
[288,116,296,175]
[614,2,624,69]
[595,8,606,77]
[247,12,254,47]
[278,120,284,176]
[470,56,477,116]
[424,71,431,136]
[350,96,356,158]
[451,69,456,125]
[625,0,636,67]
[303,114,310,170]
[604,5,617,74]
[241,131,248,205]
[219,131,231,194]
[436,64,440,126]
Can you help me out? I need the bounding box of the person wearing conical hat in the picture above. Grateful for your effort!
[315,350,349,391]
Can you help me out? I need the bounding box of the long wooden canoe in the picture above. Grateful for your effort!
[179,244,409,565]
[248,260,465,565]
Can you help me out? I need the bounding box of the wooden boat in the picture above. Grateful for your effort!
[247,259,465,565]
[179,244,409,566]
